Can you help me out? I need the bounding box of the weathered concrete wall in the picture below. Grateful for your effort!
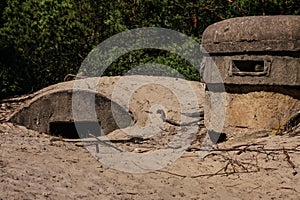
[211,55,300,86]
[202,15,300,140]
[9,76,205,138]
[9,89,133,135]
[205,89,300,138]
[202,15,300,53]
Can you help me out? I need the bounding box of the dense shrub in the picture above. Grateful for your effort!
[0,0,104,97]
[0,0,299,98]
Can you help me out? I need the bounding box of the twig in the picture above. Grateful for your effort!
[187,146,300,153]
[158,143,296,178]
[203,6,226,20]
[0,94,34,103]
[214,161,230,175]
[283,149,296,169]
[88,133,123,152]
[232,143,262,149]
[279,187,297,192]
[181,111,204,118]
[61,137,147,144]
[63,74,87,82]
[164,118,204,127]
[157,170,187,178]
[156,109,204,127]
[190,170,259,178]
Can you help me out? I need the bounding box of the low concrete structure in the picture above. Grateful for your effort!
[8,78,133,138]
[8,76,205,139]
[202,15,300,139]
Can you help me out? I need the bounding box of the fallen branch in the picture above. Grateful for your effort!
[156,109,204,127]
[0,94,34,103]
[156,168,260,178]
[203,6,226,20]
[283,149,297,175]
[157,170,187,178]
[190,170,260,178]
[164,118,204,127]
[88,133,123,152]
[181,110,204,118]
[187,146,300,153]
[60,136,147,144]
[64,74,87,81]
[183,144,299,177]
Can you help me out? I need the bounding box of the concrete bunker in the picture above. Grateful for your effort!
[202,15,300,139]
[8,80,133,138]
[7,75,206,142]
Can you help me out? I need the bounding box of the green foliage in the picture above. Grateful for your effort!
[0,0,299,98]
[100,0,299,82]
[0,0,104,97]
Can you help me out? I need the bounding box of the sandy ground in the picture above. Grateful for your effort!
[1,122,300,199]
[1,76,300,199]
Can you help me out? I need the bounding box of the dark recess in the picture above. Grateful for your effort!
[232,60,264,72]
[49,121,102,139]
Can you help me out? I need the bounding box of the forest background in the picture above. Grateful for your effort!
[0,0,299,98]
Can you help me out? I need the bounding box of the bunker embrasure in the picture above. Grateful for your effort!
[202,15,300,139]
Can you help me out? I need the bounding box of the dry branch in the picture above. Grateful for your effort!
[0,94,34,103]
[283,149,296,171]
[63,74,87,81]
[88,133,123,152]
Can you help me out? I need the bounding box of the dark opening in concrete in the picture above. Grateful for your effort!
[49,121,102,139]
[233,60,264,72]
